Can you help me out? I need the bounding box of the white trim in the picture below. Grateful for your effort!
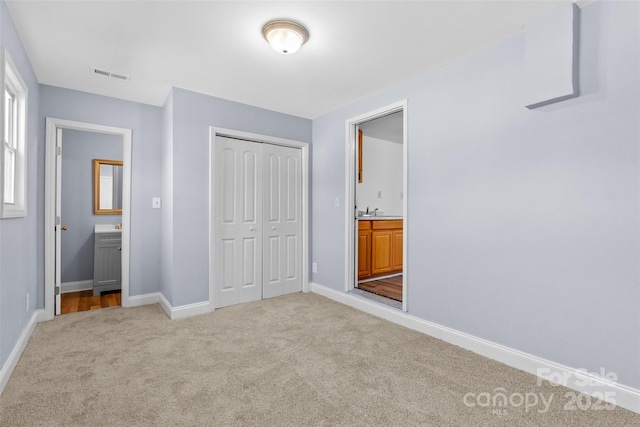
[344,100,408,311]
[208,127,310,310]
[0,49,29,218]
[127,292,161,307]
[45,118,133,321]
[157,293,211,320]
[60,280,93,293]
[0,309,43,396]
[159,293,172,318]
[310,282,640,415]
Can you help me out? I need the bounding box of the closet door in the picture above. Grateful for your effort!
[262,144,302,298]
[214,136,263,308]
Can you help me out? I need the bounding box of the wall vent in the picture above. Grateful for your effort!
[93,68,130,81]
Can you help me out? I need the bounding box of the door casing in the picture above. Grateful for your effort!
[44,118,132,320]
[209,127,309,309]
[344,100,408,311]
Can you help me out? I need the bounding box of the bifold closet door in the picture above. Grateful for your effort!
[262,144,302,298]
[214,136,263,308]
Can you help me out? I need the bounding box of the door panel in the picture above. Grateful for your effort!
[263,144,302,299]
[214,137,263,308]
[221,239,235,290]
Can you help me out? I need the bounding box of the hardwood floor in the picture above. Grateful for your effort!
[357,275,402,301]
[60,290,121,314]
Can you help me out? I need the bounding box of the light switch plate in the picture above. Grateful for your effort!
[152,197,162,209]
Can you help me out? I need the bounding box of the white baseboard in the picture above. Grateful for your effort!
[0,309,44,396]
[158,293,212,320]
[126,292,161,308]
[61,280,93,293]
[159,293,172,318]
[310,282,640,415]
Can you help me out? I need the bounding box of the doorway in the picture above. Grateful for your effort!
[344,101,408,311]
[59,129,123,314]
[45,118,133,320]
[209,128,310,309]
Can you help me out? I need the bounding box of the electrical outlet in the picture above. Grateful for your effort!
[25,294,29,312]
[152,197,162,209]
[312,263,317,273]
[334,197,340,207]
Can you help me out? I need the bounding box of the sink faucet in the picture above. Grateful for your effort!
[361,207,378,216]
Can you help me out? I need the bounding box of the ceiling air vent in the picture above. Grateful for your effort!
[93,68,130,81]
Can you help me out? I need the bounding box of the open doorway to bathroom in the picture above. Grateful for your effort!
[44,118,132,320]
[345,101,407,311]
[58,129,124,314]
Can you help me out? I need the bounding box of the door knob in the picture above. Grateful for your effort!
[61,226,68,231]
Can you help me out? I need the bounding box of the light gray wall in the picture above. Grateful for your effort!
[0,0,40,368]
[39,85,164,299]
[167,87,312,306]
[311,1,639,388]
[60,129,122,283]
[357,135,403,216]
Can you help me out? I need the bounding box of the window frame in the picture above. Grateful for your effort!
[0,48,28,218]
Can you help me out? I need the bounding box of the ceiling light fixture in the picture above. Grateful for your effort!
[262,20,309,55]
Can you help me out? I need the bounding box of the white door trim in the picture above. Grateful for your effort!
[44,117,133,321]
[344,100,408,311]
[209,127,310,310]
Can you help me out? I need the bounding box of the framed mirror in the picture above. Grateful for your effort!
[93,159,123,214]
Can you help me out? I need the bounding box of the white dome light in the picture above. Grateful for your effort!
[262,20,309,55]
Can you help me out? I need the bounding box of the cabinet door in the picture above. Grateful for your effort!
[391,230,403,272]
[371,230,393,276]
[358,230,372,279]
[94,236,122,287]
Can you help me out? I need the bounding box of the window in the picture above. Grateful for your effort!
[0,49,27,218]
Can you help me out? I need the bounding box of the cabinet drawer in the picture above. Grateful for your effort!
[358,220,372,231]
[372,220,403,230]
[96,232,122,243]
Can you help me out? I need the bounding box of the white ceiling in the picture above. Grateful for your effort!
[6,0,593,119]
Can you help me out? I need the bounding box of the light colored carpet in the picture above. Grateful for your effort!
[0,293,637,426]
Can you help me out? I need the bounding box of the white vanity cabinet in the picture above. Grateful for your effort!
[93,225,122,296]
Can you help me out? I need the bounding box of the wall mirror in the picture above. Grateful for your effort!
[93,159,123,214]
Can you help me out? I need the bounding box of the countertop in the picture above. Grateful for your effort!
[358,216,403,220]
[95,224,123,233]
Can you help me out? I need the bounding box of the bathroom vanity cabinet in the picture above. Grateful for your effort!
[93,225,122,296]
[358,219,403,280]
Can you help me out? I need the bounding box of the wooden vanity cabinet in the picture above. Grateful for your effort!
[358,219,403,280]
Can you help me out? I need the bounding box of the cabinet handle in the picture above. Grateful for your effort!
[272,226,276,230]
[61,226,68,231]
[119,248,122,251]
[249,227,255,231]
